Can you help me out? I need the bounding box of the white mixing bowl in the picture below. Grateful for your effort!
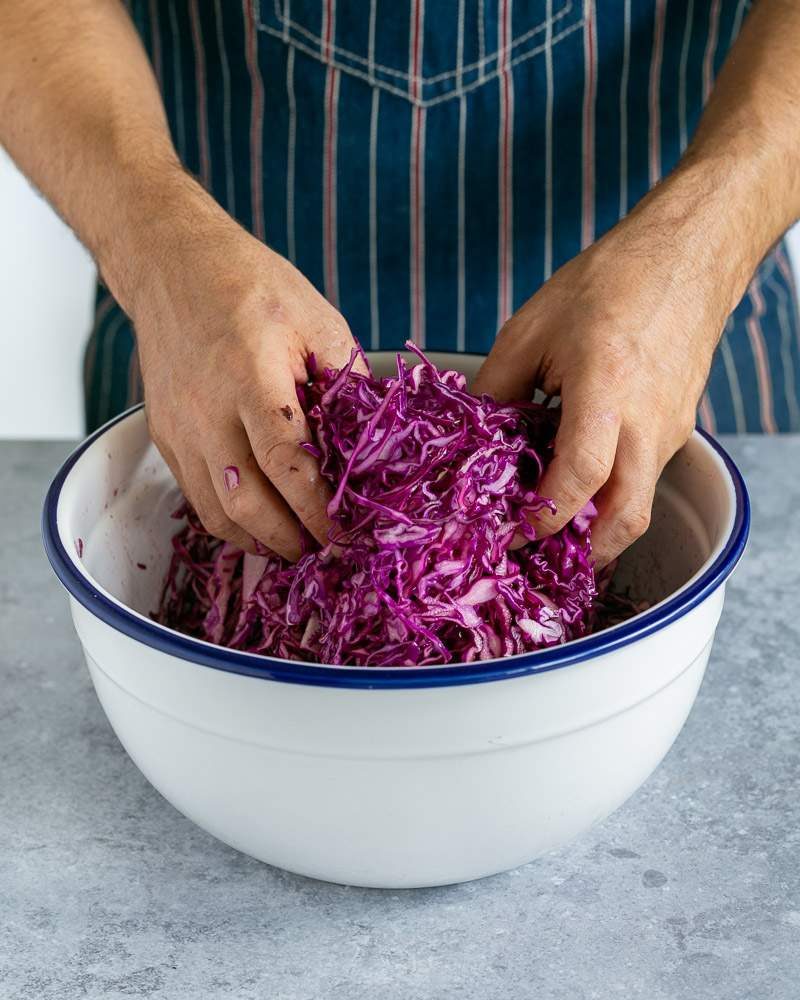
[43,352,749,888]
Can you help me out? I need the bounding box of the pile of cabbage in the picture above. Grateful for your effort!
[157,347,631,666]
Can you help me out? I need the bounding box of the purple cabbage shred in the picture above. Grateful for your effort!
[156,345,642,666]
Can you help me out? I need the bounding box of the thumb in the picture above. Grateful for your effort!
[471,326,540,403]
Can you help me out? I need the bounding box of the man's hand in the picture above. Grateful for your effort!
[473,186,724,567]
[131,185,362,560]
[476,0,800,566]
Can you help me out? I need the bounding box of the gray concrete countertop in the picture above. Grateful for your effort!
[1,438,799,1000]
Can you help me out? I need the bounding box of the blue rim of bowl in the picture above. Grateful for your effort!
[42,404,750,690]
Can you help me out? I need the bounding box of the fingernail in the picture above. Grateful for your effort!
[223,465,240,492]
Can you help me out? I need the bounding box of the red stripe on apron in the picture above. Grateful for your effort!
[702,0,722,102]
[323,0,341,307]
[746,273,778,433]
[648,0,666,187]
[244,0,265,241]
[497,0,514,326]
[148,0,163,88]
[581,1,597,250]
[409,0,426,346]
[189,0,211,189]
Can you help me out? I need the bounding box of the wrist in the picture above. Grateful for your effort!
[628,155,777,322]
[94,162,235,321]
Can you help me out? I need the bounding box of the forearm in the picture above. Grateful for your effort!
[631,0,800,318]
[0,0,214,315]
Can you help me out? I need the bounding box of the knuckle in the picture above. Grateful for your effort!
[615,504,651,543]
[230,286,284,330]
[219,484,254,521]
[261,525,302,559]
[288,482,332,539]
[201,515,230,539]
[261,295,289,324]
[301,505,331,538]
[193,503,230,539]
[567,447,612,494]
[255,435,301,476]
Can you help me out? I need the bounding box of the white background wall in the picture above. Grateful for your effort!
[0,149,95,438]
[2,147,800,439]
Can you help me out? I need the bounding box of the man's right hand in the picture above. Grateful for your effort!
[130,183,363,561]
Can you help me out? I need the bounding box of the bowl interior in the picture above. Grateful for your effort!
[56,352,736,651]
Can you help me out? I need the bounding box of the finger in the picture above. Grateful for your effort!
[471,321,538,402]
[146,411,187,491]
[181,456,257,553]
[310,319,370,377]
[589,431,659,568]
[206,423,303,562]
[529,375,622,538]
[148,426,203,525]
[153,437,185,493]
[240,372,335,548]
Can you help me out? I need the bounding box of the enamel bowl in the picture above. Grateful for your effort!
[43,353,749,888]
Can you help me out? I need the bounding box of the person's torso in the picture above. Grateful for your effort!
[86,0,800,435]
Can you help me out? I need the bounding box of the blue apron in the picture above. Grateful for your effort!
[85,0,800,433]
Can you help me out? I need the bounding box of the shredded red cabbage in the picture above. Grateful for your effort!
[156,346,639,666]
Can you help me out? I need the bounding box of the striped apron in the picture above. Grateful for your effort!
[85,0,800,433]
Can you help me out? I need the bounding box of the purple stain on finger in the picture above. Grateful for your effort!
[223,466,240,492]
[572,500,598,534]
[280,405,294,421]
